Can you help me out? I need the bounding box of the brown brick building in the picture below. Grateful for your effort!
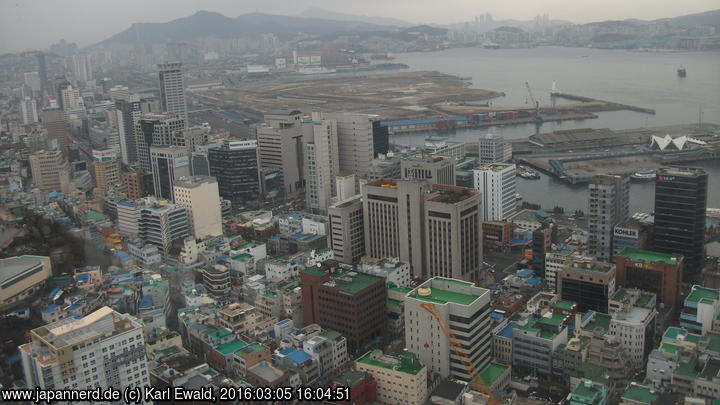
[615,247,683,307]
[300,261,386,354]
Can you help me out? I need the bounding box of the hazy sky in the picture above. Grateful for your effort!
[1,0,717,53]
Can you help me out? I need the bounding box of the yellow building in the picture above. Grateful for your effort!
[0,256,51,310]
[356,349,427,405]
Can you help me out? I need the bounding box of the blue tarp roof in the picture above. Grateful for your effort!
[43,304,58,313]
[517,269,534,278]
[498,322,516,338]
[490,312,504,320]
[75,273,90,282]
[48,287,61,297]
[536,210,550,218]
[527,277,542,285]
[285,349,312,364]
[67,300,85,311]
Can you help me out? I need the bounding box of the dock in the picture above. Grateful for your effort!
[552,93,656,115]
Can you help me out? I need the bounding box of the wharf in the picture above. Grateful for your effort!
[552,93,656,115]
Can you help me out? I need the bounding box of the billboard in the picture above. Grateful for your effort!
[614,226,639,239]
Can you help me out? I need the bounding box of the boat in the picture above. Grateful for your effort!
[678,66,687,78]
[517,166,540,179]
[631,169,657,182]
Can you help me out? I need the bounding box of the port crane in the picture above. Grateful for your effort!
[525,81,542,122]
[420,302,502,405]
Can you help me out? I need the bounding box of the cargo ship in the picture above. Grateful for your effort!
[631,169,656,182]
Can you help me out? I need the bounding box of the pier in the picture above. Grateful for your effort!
[552,93,656,115]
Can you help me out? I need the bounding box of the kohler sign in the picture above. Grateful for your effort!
[614,226,639,239]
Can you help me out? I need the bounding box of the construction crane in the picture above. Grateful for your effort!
[420,302,502,405]
[525,81,542,122]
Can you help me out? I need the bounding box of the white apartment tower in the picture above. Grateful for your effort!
[71,53,93,83]
[20,307,150,391]
[405,277,492,382]
[478,134,512,166]
[473,163,518,222]
[158,62,188,125]
[303,113,339,214]
[20,97,39,125]
[173,176,223,239]
[587,174,630,263]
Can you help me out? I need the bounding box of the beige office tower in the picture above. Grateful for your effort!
[319,112,378,177]
[158,62,188,125]
[41,107,70,154]
[29,150,71,193]
[424,185,483,282]
[335,172,356,201]
[173,175,223,240]
[256,109,304,196]
[400,156,456,185]
[363,179,432,278]
[328,195,365,265]
[303,114,339,214]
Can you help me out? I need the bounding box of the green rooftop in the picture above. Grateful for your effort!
[572,380,605,401]
[618,247,681,265]
[478,362,508,388]
[216,339,248,355]
[208,328,233,340]
[538,312,570,328]
[686,286,720,304]
[676,359,700,378]
[554,300,576,310]
[357,349,424,375]
[333,270,383,293]
[301,265,328,277]
[661,342,680,355]
[621,385,657,404]
[586,313,612,332]
[409,288,478,306]
[700,333,720,354]
[389,287,413,294]
[232,253,253,262]
[387,298,403,308]
[238,343,267,356]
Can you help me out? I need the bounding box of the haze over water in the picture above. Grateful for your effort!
[390,46,720,213]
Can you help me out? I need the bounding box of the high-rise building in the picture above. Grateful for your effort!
[328,195,365,265]
[158,62,188,125]
[173,176,222,240]
[71,53,93,83]
[20,97,39,125]
[137,113,186,171]
[558,255,616,313]
[28,150,71,193]
[110,85,130,102]
[363,179,431,278]
[137,198,189,257]
[404,277,492,382]
[615,247,683,307]
[207,139,260,204]
[587,174,629,263]
[303,115,339,213]
[122,168,152,200]
[473,162,518,222]
[36,52,49,102]
[424,185,483,282]
[256,110,304,196]
[20,307,150,390]
[317,112,384,177]
[90,149,121,193]
[300,262,386,353]
[478,134,512,166]
[335,172,356,201]
[24,72,41,94]
[150,146,190,201]
[41,107,70,153]
[116,98,142,165]
[57,82,82,112]
[400,156,455,185]
[653,167,708,274]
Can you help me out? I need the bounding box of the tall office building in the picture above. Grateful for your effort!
[137,113,186,171]
[28,150,71,193]
[478,134,512,166]
[303,114,339,214]
[71,53,93,83]
[42,107,70,153]
[587,174,629,263]
[57,82,82,112]
[328,195,365,265]
[110,85,130,102]
[653,167,708,275]
[316,112,385,177]
[473,162,518,222]
[122,168,152,200]
[615,247,683,307]
[158,62,188,125]
[20,97,39,125]
[208,139,260,204]
[256,110,304,195]
[558,255,616,313]
[424,185,483,282]
[150,146,190,201]
[137,198,189,257]
[36,52,49,103]
[20,307,150,391]
[404,277,492,382]
[173,176,222,240]
[116,98,142,165]
[363,179,431,278]
[400,156,455,185]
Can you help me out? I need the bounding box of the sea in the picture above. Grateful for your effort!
[389,46,720,213]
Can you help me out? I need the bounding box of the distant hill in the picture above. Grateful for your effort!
[657,9,720,26]
[296,7,411,27]
[95,10,392,46]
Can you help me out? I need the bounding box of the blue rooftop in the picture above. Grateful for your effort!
[528,277,542,285]
[285,349,312,364]
[43,304,58,313]
[67,300,85,311]
[498,322,517,338]
[276,319,291,326]
[48,287,60,298]
[517,269,534,278]
[139,295,153,309]
[75,273,90,282]
[118,200,136,207]
[536,210,550,218]
[490,312,504,320]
